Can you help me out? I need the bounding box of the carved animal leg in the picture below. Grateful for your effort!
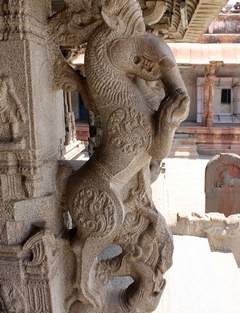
[132,166,173,274]
[151,90,190,159]
[67,163,124,309]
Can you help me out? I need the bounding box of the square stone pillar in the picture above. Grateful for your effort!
[0,1,66,312]
[0,0,65,245]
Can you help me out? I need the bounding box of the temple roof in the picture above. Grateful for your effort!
[201,0,240,43]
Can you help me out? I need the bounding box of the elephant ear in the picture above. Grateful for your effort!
[49,0,103,47]
[101,0,133,30]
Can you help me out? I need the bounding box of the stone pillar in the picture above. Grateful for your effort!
[233,78,240,115]
[64,91,77,146]
[0,1,66,312]
[203,63,216,127]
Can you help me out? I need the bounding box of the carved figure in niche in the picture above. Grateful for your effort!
[222,169,240,187]
[0,75,26,143]
[206,153,240,216]
[49,1,189,312]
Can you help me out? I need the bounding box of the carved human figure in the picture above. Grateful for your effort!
[0,75,26,143]
[50,1,189,312]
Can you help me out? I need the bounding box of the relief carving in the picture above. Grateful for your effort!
[0,282,25,313]
[49,0,190,312]
[108,107,152,154]
[23,230,60,313]
[71,187,117,238]
[206,153,240,216]
[0,75,26,144]
[0,230,63,313]
[0,0,24,41]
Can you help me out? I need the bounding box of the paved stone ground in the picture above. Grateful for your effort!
[152,157,240,313]
[152,157,211,224]
[158,236,240,313]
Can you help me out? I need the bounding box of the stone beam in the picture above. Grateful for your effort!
[172,212,240,267]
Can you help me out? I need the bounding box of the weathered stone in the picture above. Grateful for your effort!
[205,153,240,216]
[172,212,240,267]
[0,230,65,313]
[3,0,232,312]
[49,0,190,312]
[0,1,66,312]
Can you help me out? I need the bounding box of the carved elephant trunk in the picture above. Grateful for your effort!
[108,32,187,95]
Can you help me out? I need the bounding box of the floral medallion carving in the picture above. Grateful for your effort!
[71,188,117,238]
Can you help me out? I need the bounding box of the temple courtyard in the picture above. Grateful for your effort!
[152,156,240,313]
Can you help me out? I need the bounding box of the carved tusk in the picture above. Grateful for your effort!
[143,1,167,26]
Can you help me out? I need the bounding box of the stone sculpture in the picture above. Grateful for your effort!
[205,153,240,216]
[173,212,240,267]
[0,75,26,143]
[49,0,189,312]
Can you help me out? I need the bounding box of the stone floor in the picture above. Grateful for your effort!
[152,156,211,224]
[152,156,240,313]
[158,236,240,313]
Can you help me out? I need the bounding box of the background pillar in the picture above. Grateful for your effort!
[203,63,216,127]
[233,78,240,115]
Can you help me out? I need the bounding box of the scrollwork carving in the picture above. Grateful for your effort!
[108,108,152,154]
[71,188,117,238]
[0,0,24,41]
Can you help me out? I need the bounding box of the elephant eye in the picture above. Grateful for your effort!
[133,56,141,64]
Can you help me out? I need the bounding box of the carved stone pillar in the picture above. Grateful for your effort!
[0,1,65,311]
[203,63,216,127]
[233,79,240,115]
[64,91,77,146]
